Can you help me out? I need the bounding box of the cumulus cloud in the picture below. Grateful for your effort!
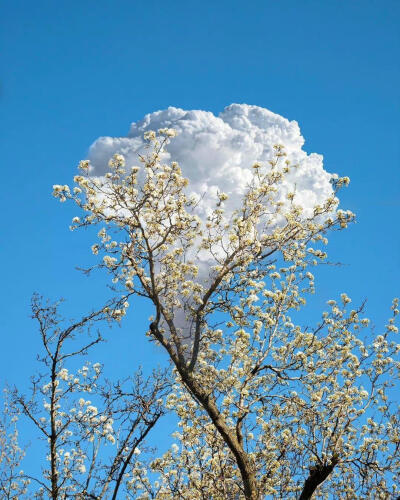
[89,103,333,222]
[88,104,335,336]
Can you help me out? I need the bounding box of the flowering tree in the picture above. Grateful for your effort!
[0,392,29,499]
[50,130,400,499]
[7,295,169,499]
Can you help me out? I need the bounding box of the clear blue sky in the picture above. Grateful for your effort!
[1,0,399,469]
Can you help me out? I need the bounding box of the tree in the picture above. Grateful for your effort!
[6,295,169,499]
[50,129,400,498]
[0,391,28,499]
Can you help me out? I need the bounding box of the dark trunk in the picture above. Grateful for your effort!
[298,461,337,500]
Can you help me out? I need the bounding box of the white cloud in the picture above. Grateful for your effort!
[88,104,335,336]
[89,104,333,222]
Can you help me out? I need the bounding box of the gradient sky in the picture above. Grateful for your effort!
[1,0,399,476]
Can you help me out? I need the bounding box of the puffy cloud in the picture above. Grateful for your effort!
[88,104,335,337]
[89,104,333,222]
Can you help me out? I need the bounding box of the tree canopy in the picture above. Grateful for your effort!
[3,130,399,500]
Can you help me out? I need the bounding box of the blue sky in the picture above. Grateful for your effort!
[1,0,399,476]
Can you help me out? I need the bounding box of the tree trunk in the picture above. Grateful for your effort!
[150,323,260,499]
[298,461,337,500]
[181,370,259,500]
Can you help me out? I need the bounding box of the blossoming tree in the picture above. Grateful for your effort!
[48,129,400,499]
[6,295,169,499]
